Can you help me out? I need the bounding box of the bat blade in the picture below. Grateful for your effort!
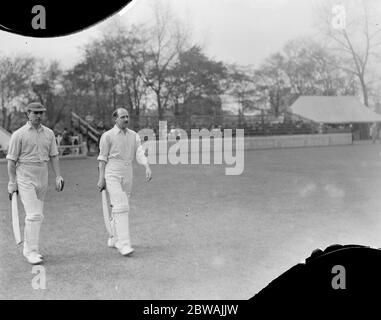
[101,189,112,236]
[11,193,22,245]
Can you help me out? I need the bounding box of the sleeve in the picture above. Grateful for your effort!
[135,134,148,166]
[97,133,110,162]
[49,132,59,157]
[6,132,21,161]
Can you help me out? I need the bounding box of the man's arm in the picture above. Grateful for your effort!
[51,155,64,191]
[97,160,106,191]
[6,132,20,194]
[7,160,17,194]
[51,155,61,176]
[97,133,109,191]
[48,131,64,191]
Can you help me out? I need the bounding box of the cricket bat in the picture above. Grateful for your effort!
[101,189,112,236]
[10,192,22,245]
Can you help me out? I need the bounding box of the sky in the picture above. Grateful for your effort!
[0,0,376,70]
[0,0,321,69]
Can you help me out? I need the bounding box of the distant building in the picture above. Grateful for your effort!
[288,96,381,140]
[289,96,381,124]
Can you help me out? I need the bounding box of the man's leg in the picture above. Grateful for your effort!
[18,185,44,264]
[17,164,47,264]
[106,176,133,255]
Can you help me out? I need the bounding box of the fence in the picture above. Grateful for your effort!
[133,120,319,138]
[72,112,359,138]
[58,144,87,156]
[56,134,88,157]
[134,114,268,130]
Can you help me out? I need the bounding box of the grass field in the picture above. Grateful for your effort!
[1,144,381,300]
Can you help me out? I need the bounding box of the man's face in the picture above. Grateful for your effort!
[115,109,129,130]
[27,110,44,126]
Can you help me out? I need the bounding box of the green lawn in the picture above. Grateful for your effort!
[1,144,381,299]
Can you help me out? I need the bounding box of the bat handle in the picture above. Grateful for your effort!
[9,190,18,201]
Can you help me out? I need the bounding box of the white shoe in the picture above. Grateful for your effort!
[24,252,43,265]
[118,246,134,256]
[107,237,117,248]
[23,248,43,260]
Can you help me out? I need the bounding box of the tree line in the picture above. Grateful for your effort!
[0,0,379,132]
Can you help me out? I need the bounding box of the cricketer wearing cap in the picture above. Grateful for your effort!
[97,108,152,256]
[6,102,64,265]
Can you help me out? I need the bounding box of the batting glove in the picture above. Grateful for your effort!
[55,176,65,192]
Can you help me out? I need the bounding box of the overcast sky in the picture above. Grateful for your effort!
[0,0,358,69]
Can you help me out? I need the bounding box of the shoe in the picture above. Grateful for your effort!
[107,237,117,248]
[118,246,134,256]
[23,248,43,260]
[24,252,43,265]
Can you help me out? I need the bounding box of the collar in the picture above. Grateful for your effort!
[26,121,44,132]
[112,125,129,136]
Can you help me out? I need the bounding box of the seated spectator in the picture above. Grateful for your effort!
[56,133,62,146]
[61,128,72,155]
[61,128,71,144]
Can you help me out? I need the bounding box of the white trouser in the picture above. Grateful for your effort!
[105,160,133,249]
[16,162,48,254]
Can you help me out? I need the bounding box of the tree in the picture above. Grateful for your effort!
[81,40,116,125]
[255,53,290,117]
[139,1,190,119]
[101,25,149,128]
[316,0,381,106]
[0,55,36,131]
[227,64,263,122]
[31,61,70,129]
[171,45,227,119]
[255,38,357,116]
[62,62,94,117]
[69,24,152,129]
[282,38,356,96]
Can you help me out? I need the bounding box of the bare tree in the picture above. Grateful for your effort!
[101,25,149,127]
[282,38,355,96]
[316,0,381,106]
[255,53,290,117]
[227,64,261,121]
[140,0,190,119]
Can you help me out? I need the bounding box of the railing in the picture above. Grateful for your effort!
[71,112,101,143]
[58,143,87,156]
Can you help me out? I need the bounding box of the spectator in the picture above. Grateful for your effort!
[56,132,62,147]
[370,123,378,143]
[61,128,72,155]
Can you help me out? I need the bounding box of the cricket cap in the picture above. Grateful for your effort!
[26,102,47,112]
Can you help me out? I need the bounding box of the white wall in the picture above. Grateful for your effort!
[141,133,353,154]
[243,133,352,150]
